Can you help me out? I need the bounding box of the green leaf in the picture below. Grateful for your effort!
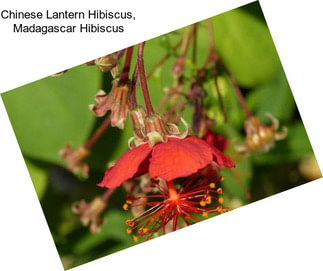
[221,138,252,203]
[205,74,245,129]
[212,4,280,87]
[24,159,48,200]
[73,209,135,256]
[1,65,102,165]
[246,67,295,123]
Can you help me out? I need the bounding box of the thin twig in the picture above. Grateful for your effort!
[84,116,111,149]
[130,63,139,109]
[146,39,182,79]
[119,46,134,84]
[101,188,117,202]
[137,42,155,115]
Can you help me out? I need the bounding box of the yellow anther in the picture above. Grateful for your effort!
[200,200,206,207]
[206,196,212,205]
[218,197,224,204]
[126,219,134,227]
[202,212,208,218]
[126,200,133,205]
[138,227,148,236]
[133,235,139,242]
[123,203,129,210]
[209,182,216,189]
[219,208,226,214]
[216,188,223,194]
[216,206,223,213]
[126,228,132,234]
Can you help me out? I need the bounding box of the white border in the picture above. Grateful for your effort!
[1,0,323,270]
[0,98,64,270]
[0,0,251,92]
[70,178,323,271]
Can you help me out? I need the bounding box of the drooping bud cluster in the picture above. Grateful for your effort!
[236,113,288,154]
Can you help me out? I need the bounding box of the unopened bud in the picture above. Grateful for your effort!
[51,70,68,77]
[171,57,185,78]
[130,106,147,140]
[95,52,119,72]
[72,197,107,234]
[85,60,96,66]
[108,80,131,129]
[144,114,168,146]
[90,79,131,129]
[59,143,90,177]
[237,113,288,154]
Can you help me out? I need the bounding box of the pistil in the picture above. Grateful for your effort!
[167,181,179,202]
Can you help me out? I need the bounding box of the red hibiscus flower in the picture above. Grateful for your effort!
[98,136,234,189]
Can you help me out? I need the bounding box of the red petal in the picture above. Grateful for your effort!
[149,137,213,182]
[203,130,229,152]
[212,147,235,168]
[98,143,151,188]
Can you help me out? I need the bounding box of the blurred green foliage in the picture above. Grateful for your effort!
[2,65,101,165]
[1,2,319,270]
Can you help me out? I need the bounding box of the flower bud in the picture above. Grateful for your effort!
[108,80,131,129]
[51,70,68,77]
[89,90,109,117]
[59,143,89,177]
[85,60,96,66]
[72,197,107,233]
[236,113,288,154]
[171,57,185,78]
[144,114,168,146]
[130,106,147,140]
[299,155,322,181]
[89,79,131,129]
[95,52,119,72]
